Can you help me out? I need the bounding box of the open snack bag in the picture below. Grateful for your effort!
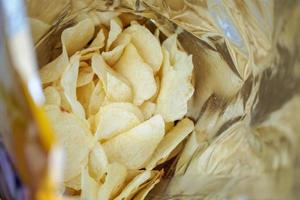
[0,0,300,199]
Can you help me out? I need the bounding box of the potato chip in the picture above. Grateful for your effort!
[155,35,194,122]
[114,170,152,200]
[44,86,61,106]
[106,19,122,51]
[77,66,94,87]
[44,105,94,181]
[62,18,95,56]
[95,103,143,140]
[133,170,163,200]
[125,170,142,184]
[122,24,163,73]
[139,101,156,120]
[88,81,106,116]
[146,118,194,169]
[77,81,95,115]
[91,53,132,102]
[97,163,127,200]
[39,44,68,84]
[103,115,165,169]
[102,44,126,66]
[89,29,106,48]
[175,131,199,175]
[55,85,72,112]
[111,32,131,49]
[64,174,81,191]
[61,54,85,119]
[88,142,108,182]
[115,43,156,105]
[81,167,100,200]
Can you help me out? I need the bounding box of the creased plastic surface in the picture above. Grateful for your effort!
[23,0,300,199]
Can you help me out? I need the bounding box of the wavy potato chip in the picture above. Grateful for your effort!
[88,142,108,182]
[44,86,61,106]
[115,43,156,105]
[77,66,94,87]
[146,118,194,169]
[81,167,100,200]
[103,115,165,169]
[77,81,95,115]
[97,163,127,200]
[61,54,85,119]
[44,105,93,181]
[106,19,122,51]
[114,170,152,200]
[123,24,163,73]
[140,101,156,120]
[88,81,106,116]
[155,35,194,122]
[95,103,143,140]
[92,53,132,102]
[102,44,126,66]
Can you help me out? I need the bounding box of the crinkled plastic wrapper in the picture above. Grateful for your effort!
[21,0,300,199]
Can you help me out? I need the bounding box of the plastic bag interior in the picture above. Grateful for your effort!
[25,0,300,199]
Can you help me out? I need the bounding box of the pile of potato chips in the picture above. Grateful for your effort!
[39,12,194,199]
